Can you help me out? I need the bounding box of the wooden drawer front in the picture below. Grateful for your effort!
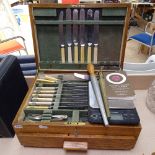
[13,124,141,137]
[17,133,137,150]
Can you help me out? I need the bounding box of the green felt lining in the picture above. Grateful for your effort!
[35,20,124,25]
[33,8,57,16]
[32,7,127,70]
[102,8,126,16]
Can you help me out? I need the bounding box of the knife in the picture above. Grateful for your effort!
[59,11,65,63]
[87,9,93,63]
[66,8,72,63]
[73,9,79,63]
[79,9,85,63]
[93,10,99,64]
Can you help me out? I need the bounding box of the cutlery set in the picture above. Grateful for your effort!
[59,9,99,64]
[24,79,89,122]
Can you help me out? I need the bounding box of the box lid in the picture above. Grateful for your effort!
[29,3,131,71]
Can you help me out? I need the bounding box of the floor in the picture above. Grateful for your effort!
[124,26,154,63]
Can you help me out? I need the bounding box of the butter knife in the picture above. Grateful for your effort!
[87,9,93,63]
[59,11,65,63]
[73,9,79,63]
[93,10,99,64]
[79,9,85,63]
[66,8,72,63]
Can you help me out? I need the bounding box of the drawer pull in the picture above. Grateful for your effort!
[63,141,88,151]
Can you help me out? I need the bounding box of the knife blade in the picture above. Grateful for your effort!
[93,10,99,64]
[87,9,93,63]
[73,9,79,63]
[66,8,72,63]
[59,11,65,63]
[79,9,85,63]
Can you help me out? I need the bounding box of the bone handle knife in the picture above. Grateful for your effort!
[59,11,65,63]
[66,9,72,63]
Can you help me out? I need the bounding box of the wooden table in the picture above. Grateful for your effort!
[0,89,155,155]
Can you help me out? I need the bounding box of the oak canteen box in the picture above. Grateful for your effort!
[13,3,141,150]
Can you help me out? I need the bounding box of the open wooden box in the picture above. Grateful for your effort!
[13,3,141,150]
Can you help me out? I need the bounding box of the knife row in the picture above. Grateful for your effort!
[24,80,89,122]
[59,9,99,64]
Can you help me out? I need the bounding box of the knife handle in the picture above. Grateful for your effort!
[87,63,94,75]
[29,101,52,106]
[32,98,53,102]
[26,106,50,109]
[36,79,56,83]
[32,94,53,98]
[61,46,65,63]
[80,46,85,63]
[87,44,92,63]
[68,46,72,63]
[94,44,98,64]
[74,44,78,63]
